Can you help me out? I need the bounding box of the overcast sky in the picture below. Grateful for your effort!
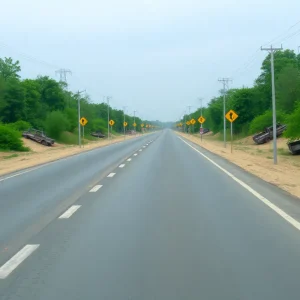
[1,0,300,121]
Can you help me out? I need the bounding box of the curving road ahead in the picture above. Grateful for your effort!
[1,130,300,299]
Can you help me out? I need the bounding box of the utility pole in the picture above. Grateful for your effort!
[198,97,203,139]
[123,106,127,139]
[107,96,112,140]
[261,45,283,165]
[187,106,192,134]
[133,110,137,135]
[198,98,203,116]
[56,69,72,83]
[218,78,232,148]
[77,90,86,148]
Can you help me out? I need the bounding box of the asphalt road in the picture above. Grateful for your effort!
[1,129,300,299]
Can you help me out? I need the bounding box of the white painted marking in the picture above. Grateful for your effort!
[119,164,125,168]
[0,244,40,279]
[127,158,132,162]
[139,149,143,152]
[178,137,300,232]
[143,146,146,148]
[89,185,103,192]
[107,172,116,178]
[59,205,81,219]
[134,153,138,156]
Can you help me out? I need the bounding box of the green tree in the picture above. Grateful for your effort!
[0,57,21,80]
[276,65,300,113]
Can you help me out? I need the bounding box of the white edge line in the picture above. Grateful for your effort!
[119,164,125,168]
[0,244,40,279]
[59,205,81,219]
[89,185,103,192]
[178,137,300,232]
[107,172,116,177]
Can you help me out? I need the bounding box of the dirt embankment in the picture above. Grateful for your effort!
[0,135,138,176]
[177,132,300,199]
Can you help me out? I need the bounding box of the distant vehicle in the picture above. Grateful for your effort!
[200,128,210,134]
[287,140,300,155]
[91,131,105,138]
[253,123,286,145]
[22,129,55,146]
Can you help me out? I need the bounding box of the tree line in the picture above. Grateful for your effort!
[178,49,300,141]
[0,57,161,149]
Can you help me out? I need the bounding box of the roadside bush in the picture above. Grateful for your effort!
[284,102,300,140]
[0,124,29,151]
[249,110,287,134]
[44,111,69,139]
[8,120,32,131]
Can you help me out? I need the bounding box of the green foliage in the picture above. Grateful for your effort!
[0,57,21,80]
[249,110,287,134]
[44,111,69,139]
[284,103,300,140]
[0,124,29,151]
[8,120,32,131]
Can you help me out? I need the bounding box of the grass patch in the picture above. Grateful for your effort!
[266,156,273,159]
[3,153,19,159]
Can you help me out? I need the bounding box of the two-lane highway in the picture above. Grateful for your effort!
[0,134,158,258]
[1,129,300,299]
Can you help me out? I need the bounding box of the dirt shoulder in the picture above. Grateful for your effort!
[176,132,300,199]
[0,135,139,176]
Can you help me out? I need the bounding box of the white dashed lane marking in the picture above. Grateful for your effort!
[107,173,116,178]
[127,158,132,162]
[89,185,103,192]
[59,205,81,219]
[119,164,125,168]
[139,149,142,152]
[0,244,40,279]
[134,154,138,156]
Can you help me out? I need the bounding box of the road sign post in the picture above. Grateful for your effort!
[225,110,238,153]
[198,116,206,141]
[79,117,88,148]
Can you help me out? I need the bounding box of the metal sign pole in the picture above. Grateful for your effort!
[231,122,233,153]
[82,125,84,148]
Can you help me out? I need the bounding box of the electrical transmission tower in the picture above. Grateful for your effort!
[55,69,72,83]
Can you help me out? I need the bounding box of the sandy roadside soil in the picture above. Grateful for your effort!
[176,132,300,199]
[0,135,139,176]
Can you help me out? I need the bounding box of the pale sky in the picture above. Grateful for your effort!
[1,0,300,121]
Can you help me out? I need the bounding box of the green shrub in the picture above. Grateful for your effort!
[8,120,32,131]
[284,103,300,140]
[57,131,78,144]
[0,124,29,151]
[44,111,70,139]
[249,110,287,134]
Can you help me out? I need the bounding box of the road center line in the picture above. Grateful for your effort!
[59,205,81,219]
[127,158,132,161]
[0,244,40,279]
[178,137,300,232]
[107,172,116,177]
[89,185,103,192]
[119,164,125,168]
